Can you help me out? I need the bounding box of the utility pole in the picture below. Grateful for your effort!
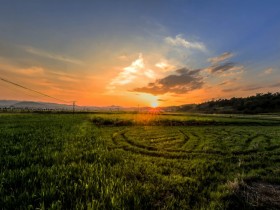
[72,101,76,113]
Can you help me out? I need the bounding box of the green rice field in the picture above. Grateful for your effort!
[1,113,280,209]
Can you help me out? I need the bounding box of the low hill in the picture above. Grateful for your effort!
[178,92,280,114]
[0,100,19,107]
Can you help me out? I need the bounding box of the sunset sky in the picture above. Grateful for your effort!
[0,0,280,107]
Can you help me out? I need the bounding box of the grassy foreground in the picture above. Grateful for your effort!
[1,113,280,209]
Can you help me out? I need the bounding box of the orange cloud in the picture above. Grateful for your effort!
[259,67,273,76]
[23,46,84,65]
[155,60,176,72]
[133,68,203,95]
[108,54,156,91]
[165,34,206,51]
[208,52,234,64]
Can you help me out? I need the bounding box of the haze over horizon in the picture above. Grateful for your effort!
[0,0,279,107]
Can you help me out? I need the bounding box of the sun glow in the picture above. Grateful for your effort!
[151,101,158,108]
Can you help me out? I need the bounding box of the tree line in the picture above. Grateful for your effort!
[177,92,280,114]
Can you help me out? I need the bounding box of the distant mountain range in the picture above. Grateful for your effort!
[0,100,19,107]
[0,100,95,111]
[0,100,141,111]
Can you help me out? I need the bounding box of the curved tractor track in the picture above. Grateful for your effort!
[108,126,279,159]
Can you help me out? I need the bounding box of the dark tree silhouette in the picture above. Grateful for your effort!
[177,92,280,114]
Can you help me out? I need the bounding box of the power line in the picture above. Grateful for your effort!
[0,81,44,100]
[0,76,72,104]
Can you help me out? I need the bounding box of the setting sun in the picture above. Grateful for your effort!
[151,101,158,108]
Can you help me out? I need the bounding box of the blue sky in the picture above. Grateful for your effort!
[0,0,279,106]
